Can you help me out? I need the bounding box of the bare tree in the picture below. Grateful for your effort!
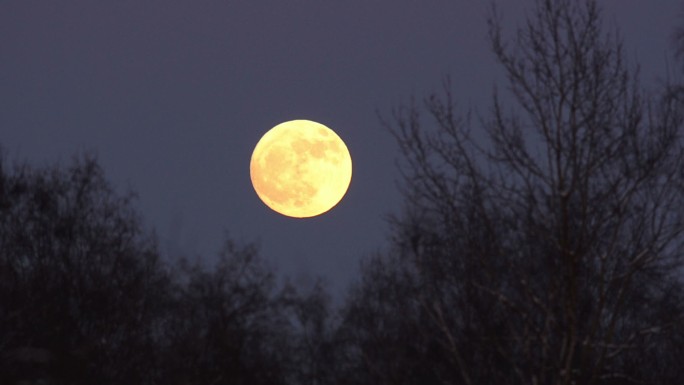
[280,279,329,385]
[0,153,171,384]
[158,239,295,385]
[338,254,456,385]
[346,0,684,384]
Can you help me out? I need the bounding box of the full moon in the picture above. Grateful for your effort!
[250,120,352,218]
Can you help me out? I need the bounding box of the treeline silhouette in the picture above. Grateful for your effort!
[0,154,336,384]
[3,1,684,384]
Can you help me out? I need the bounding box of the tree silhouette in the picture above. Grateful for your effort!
[342,0,684,384]
[0,151,348,385]
[285,278,341,385]
[3,1,684,384]
[0,154,170,384]
[157,239,295,385]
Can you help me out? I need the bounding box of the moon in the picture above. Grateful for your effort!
[250,120,352,218]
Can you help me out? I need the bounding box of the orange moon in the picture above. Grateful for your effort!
[250,120,352,218]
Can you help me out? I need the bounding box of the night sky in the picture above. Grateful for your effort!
[2,0,681,295]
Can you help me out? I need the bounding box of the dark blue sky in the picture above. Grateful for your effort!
[2,0,681,294]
